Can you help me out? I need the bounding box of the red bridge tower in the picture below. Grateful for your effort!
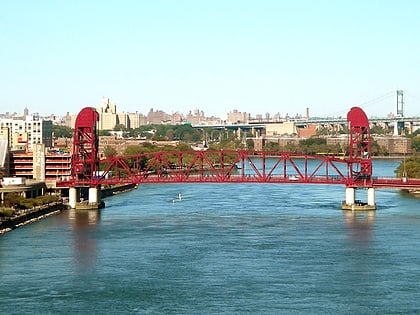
[68,107,103,209]
[343,106,375,210]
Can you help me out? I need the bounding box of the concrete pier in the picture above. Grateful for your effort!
[88,187,99,204]
[69,187,77,209]
[367,187,376,207]
[345,187,355,205]
[68,186,104,210]
[342,187,376,211]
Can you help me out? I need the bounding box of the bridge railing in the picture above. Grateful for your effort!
[55,149,420,189]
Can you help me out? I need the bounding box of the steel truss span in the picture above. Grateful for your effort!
[56,149,420,189]
[57,106,420,190]
[94,150,350,185]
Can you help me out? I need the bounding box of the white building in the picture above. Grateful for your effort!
[0,114,53,151]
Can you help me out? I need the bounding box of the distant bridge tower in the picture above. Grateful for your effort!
[394,90,405,136]
[396,90,404,117]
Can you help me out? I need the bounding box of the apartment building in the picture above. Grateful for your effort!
[8,144,71,182]
[0,114,53,151]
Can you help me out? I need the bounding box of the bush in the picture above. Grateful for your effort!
[0,208,17,217]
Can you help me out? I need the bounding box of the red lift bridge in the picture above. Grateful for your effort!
[59,107,420,191]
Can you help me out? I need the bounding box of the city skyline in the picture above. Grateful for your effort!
[2,91,418,122]
[1,1,420,118]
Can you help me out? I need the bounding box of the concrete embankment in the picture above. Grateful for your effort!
[101,183,138,198]
[0,202,68,235]
[0,184,137,234]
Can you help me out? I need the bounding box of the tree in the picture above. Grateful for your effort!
[99,130,111,136]
[3,192,24,208]
[123,145,144,156]
[411,137,420,153]
[114,124,126,131]
[53,125,73,138]
[166,129,174,141]
[103,146,117,158]
[371,125,389,135]
[395,156,420,178]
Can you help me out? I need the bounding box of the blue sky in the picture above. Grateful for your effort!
[1,0,419,118]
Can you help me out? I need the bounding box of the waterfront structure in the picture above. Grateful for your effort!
[374,136,412,155]
[56,106,420,212]
[326,135,412,156]
[0,177,47,203]
[8,144,71,182]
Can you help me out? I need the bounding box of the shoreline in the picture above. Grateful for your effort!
[0,184,138,235]
[0,202,68,235]
[372,156,405,160]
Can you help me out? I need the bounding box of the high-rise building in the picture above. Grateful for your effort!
[0,114,53,151]
[227,110,249,124]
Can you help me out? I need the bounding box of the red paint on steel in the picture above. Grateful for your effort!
[346,106,373,187]
[55,106,420,190]
[71,107,100,185]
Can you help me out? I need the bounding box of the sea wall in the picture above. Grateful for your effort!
[101,183,137,198]
[0,202,68,235]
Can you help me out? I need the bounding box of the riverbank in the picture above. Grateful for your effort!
[101,183,138,198]
[0,184,139,234]
[0,202,68,235]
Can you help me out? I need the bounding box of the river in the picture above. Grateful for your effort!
[1,159,420,314]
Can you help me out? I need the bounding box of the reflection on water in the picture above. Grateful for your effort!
[67,209,100,272]
[343,210,375,245]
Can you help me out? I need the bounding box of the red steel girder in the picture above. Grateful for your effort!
[347,106,373,187]
[91,150,350,185]
[71,107,100,186]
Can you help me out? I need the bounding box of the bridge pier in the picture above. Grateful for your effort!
[69,187,77,209]
[342,187,376,211]
[345,187,355,205]
[68,186,104,209]
[367,187,375,207]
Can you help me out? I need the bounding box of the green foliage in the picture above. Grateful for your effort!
[103,146,118,158]
[246,139,254,150]
[395,156,420,178]
[411,137,420,152]
[263,137,342,155]
[209,140,244,150]
[0,208,16,217]
[1,194,60,214]
[127,124,202,142]
[98,130,111,136]
[370,125,389,135]
[300,137,326,146]
[123,145,144,156]
[114,124,126,131]
[3,192,24,208]
[175,143,192,151]
[371,140,388,156]
[53,125,73,138]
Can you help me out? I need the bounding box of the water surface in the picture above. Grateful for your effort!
[1,160,419,314]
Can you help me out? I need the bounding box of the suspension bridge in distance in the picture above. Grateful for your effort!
[57,107,420,210]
